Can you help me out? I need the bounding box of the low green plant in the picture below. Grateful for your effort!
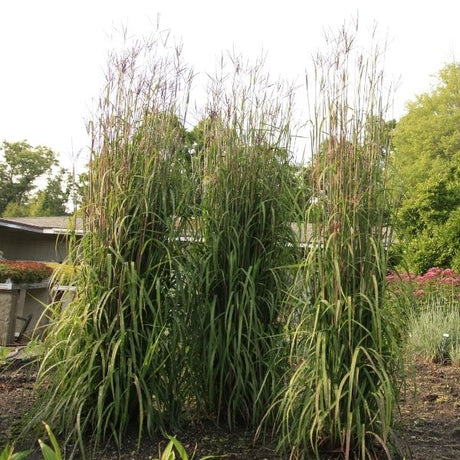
[0,445,32,460]
[0,346,11,365]
[0,343,42,366]
[405,296,460,365]
[38,422,62,460]
[155,436,219,460]
[0,422,61,460]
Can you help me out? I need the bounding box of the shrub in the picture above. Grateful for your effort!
[405,296,460,365]
[395,228,454,275]
[0,260,52,284]
[386,267,460,305]
[386,267,460,364]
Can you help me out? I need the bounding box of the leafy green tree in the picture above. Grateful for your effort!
[69,169,89,213]
[2,169,72,217]
[391,63,460,272]
[0,141,57,215]
[33,168,73,216]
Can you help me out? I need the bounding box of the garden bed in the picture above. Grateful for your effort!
[0,357,458,459]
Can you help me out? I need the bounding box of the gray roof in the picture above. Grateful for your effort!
[0,216,83,235]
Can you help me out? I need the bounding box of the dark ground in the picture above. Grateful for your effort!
[1,356,459,459]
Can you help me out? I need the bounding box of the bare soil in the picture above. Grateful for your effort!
[397,360,460,459]
[1,356,459,459]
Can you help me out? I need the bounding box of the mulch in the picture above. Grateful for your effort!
[1,356,459,459]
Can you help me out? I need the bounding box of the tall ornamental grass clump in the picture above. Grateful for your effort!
[275,25,402,458]
[186,56,299,428]
[31,35,194,454]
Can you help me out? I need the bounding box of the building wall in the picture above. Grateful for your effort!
[0,226,77,343]
[20,286,51,340]
[0,227,69,262]
[0,290,18,345]
[0,285,51,344]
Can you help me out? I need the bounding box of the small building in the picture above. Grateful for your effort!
[0,216,83,262]
[0,216,82,345]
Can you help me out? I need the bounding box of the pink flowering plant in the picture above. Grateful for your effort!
[386,267,460,305]
[0,260,53,284]
[386,267,460,364]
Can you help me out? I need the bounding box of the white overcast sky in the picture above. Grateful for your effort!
[0,0,458,169]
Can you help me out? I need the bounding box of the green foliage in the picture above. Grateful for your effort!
[28,35,195,456]
[0,141,57,215]
[0,422,62,460]
[0,260,53,283]
[35,168,73,216]
[392,63,460,273]
[273,24,401,459]
[2,168,73,217]
[154,435,218,460]
[0,445,33,460]
[186,59,297,428]
[393,172,460,273]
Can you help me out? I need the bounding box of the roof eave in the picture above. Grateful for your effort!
[0,219,83,236]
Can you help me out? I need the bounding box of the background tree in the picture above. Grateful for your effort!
[37,168,73,216]
[69,169,89,213]
[0,140,57,215]
[3,168,74,217]
[391,63,460,272]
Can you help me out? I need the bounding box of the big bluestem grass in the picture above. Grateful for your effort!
[185,55,299,428]
[23,23,406,460]
[273,23,402,459]
[29,34,195,456]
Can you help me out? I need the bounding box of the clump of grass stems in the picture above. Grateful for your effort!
[27,40,300,455]
[185,55,299,428]
[405,295,460,365]
[24,22,406,460]
[273,23,403,458]
[28,33,195,456]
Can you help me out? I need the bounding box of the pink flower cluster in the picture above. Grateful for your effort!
[386,267,460,299]
[0,260,53,284]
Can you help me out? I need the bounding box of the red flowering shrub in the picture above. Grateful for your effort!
[387,267,460,300]
[0,260,53,284]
